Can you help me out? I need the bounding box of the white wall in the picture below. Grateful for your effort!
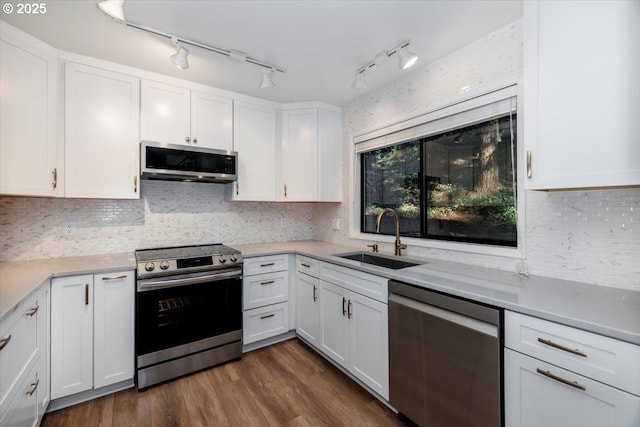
[313,19,640,292]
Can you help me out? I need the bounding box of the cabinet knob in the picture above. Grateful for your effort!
[185,136,190,143]
[192,137,197,144]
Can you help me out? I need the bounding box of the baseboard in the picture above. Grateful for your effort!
[47,379,134,413]
[242,330,297,353]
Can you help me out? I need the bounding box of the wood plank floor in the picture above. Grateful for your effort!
[42,339,414,427]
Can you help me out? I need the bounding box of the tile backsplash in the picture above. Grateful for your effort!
[0,180,314,261]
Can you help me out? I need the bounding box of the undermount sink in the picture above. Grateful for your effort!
[335,252,424,270]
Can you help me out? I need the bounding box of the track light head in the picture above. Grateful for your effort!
[352,72,367,89]
[261,69,276,88]
[170,37,189,69]
[397,45,418,70]
[97,0,126,23]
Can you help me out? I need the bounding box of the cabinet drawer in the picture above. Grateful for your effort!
[243,254,288,276]
[505,311,640,396]
[243,271,288,310]
[319,262,388,303]
[0,358,40,427]
[296,255,319,277]
[0,288,42,413]
[243,303,289,345]
[505,349,640,427]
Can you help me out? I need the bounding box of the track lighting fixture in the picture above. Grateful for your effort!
[396,45,418,70]
[97,0,286,84]
[170,37,189,69]
[97,0,125,23]
[352,72,367,89]
[352,40,418,89]
[261,68,276,88]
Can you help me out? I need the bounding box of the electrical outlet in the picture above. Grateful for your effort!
[63,220,77,237]
[331,217,340,230]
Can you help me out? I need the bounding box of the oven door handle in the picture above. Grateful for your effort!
[137,269,241,292]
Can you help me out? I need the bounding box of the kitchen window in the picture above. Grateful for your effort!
[356,88,518,248]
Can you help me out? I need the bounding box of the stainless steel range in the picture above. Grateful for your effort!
[134,244,243,390]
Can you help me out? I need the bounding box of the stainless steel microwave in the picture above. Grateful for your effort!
[140,141,237,183]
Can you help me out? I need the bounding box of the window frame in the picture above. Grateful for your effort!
[348,84,525,259]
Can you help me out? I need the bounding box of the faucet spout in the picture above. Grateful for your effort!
[375,208,407,256]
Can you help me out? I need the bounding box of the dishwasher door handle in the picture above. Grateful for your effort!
[389,293,498,338]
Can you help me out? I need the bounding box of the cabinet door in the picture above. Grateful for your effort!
[140,79,191,145]
[191,91,233,151]
[349,292,388,399]
[0,30,58,197]
[65,63,140,199]
[35,285,49,420]
[504,349,640,427]
[524,1,640,189]
[280,108,318,201]
[319,280,348,369]
[51,275,94,399]
[296,272,320,347]
[93,271,135,388]
[317,108,343,202]
[230,101,277,201]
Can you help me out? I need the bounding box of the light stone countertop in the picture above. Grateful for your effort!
[2,241,638,346]
[0,252,135,320]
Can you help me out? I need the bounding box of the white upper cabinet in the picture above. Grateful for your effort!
[523,0,640,190]
[140,79,190,145]
[191,90,233,151]
[64,62,140,199]
[279,105,343,202]
[0,24,59,197]
[228,100,278,201]
[141,79,233,150]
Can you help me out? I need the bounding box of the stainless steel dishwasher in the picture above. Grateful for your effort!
[389,280,502,427]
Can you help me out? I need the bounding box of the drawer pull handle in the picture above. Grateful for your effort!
[26,378,40,396]
[25,304,39,317]
[536,368,586,391]
[260,280,275,286]
[0,335,11,351]
[342,297,347,316]
[526,150,532,179]
[313,285,317,302]
[301,263,311,268]
[260,262,275,267]
[102,275,127,281]
[260,314,275,320]
[85,284,89,305]
[538,338,587,357]
[347,299,353,319]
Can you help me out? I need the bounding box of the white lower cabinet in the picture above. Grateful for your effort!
[296,255,389,399]
[504,311,640,427]
[296,270,320,347]
[319,280,388,399]
[0,284,49,427]
[242,255,291,346]
[51,271,134,400]
[505,349,639,427]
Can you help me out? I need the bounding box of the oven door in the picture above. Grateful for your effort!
[136,269,242,367]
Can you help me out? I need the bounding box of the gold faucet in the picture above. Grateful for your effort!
[375,208,407,256]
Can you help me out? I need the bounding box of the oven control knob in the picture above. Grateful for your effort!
[159,260,170,270]
[144,262,155,272]
[230,254,237,263]
[218,256,227,264]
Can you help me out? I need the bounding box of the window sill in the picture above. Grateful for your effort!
[348,230,524,259]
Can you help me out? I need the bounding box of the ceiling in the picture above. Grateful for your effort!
[1,0,522,106]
